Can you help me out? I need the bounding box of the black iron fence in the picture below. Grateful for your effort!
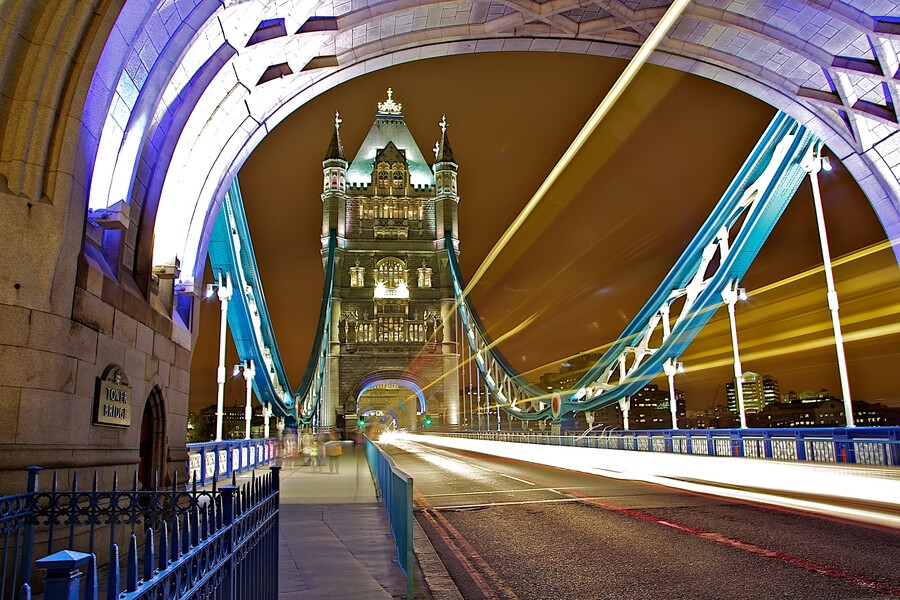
[1,465,279,600]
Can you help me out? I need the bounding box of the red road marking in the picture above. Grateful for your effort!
[417,494,520,600]
[417,443,900,597]
[567,490,900,597]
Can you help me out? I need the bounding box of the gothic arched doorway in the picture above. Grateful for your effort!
[138,386,166,489]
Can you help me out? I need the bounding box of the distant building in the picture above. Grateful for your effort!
[684,405,739,429]
[726,372,779,414]
[538,353,603,393]
[188,403,271,441]
[568,384,686,431]
[748,398,900,427]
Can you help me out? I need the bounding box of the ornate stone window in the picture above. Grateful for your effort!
[392,169,404,188]
[350,262,365,288]
[417,261,432,288]
[374,257,408,299]
[379,317,404,342]
[377,169,389,188]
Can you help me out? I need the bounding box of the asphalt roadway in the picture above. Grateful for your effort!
[384,437,900,600]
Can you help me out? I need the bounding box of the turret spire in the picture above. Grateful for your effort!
[324,111,346,161]
[435,114,455,164]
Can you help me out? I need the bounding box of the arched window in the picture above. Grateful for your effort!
[374,257,408,299]
[377,169,389,189]
[377,258,405,287]
[392,170,404,188]
[350,263,365,287]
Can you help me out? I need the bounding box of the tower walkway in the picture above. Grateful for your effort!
[270,443,460,600]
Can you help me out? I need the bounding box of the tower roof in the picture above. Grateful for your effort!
[346,89,434,187]
[324,111,346,162]
[435,115,456,164]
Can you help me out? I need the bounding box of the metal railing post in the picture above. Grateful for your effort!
[19,466,41,590]
[404,472,414,600]
[220,485,238,600]
[35,550,93,600]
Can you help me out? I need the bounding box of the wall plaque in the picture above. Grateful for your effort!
[94,364,132,427]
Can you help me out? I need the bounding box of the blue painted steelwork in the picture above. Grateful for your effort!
[207,179,336,425]
[1,464,275,599]
[448,112,818,421]
[26,468,280,600]
[208,180,295,417]
[426,427,900,466]
[186,438,278,487]
[364,437,414,599]
[294,229,336,425]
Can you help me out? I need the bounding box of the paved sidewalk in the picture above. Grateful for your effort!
[275,443,449,599]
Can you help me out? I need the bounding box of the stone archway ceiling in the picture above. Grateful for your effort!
[85,0,900,295]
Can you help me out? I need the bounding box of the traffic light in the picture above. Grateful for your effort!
[423,415,433,427]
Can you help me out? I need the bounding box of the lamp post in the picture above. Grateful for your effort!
[233,360,255,439]
[618,397,631,431]
[207,272,233,441]
[722,280,749,428]
[802,143,854,427]
[663,358,684,429]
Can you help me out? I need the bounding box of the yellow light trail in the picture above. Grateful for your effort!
[459,0,693,301]
[684,320,900,374]
[418,0,692,408]
[502,239,900,385]
[404,311,541,399]
[750,238,898,297]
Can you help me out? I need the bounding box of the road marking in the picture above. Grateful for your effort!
[566,489,900,597]
[422,487,570,498]
[498,473,536,485]
[417,494,520,600]
[426,496,615,511]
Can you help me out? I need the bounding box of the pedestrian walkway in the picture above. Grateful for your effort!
[275,443,439,599]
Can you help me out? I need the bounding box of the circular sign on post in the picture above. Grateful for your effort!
[551,392,561,420]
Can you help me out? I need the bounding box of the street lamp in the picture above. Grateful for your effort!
[802,143,854,427]
[233,359,255,439]
[207,271,233,441]
[618,397,631,431]
[722,280,749,428]
[663,358,684,429]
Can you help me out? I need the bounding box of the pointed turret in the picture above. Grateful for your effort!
[435,115,456,165]
[433,115,459,242]
[346,89,434,188]
[324,112,346,162]
[322,111,348,238]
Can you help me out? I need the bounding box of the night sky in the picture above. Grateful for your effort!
[188,52,900,415]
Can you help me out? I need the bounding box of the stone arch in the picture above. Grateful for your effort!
[358,406,402,429]
[63,0,900,325]
[351,370,429,430]
[139,385,167,490]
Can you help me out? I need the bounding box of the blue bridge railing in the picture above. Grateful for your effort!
[427,427,900,466]
[364,437,414,599]
[186,438,278,487]
[1,465,279,600]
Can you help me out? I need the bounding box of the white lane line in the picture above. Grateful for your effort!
[429,496,610,511]
[422,487,571,498]
[499,473,536,485]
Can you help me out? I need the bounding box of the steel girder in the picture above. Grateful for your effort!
[449,112,818,421]
[207,180,336,426]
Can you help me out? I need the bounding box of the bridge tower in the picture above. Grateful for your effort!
[318,90,460,432]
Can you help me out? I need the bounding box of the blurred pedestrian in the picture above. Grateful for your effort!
[325,431,343,473]
[316,432,327,471]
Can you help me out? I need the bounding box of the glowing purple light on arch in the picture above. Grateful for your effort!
[358,379,427,414]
